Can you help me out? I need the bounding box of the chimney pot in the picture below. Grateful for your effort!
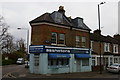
[58,6,65,14]
[93,29,101,35]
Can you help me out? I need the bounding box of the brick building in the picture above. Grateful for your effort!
[90,30,120,71]
[29,6,92,74]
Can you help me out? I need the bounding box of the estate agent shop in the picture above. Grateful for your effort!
[29,45,92,74]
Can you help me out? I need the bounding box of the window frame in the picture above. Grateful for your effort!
[81,37,86,48]
[82,59,89,66]
[113,44,118,53]
[59,33,65,45]
[91,41,94,51]
[48,58,69,67]
[51,32,57,45]
[75,36,80,47]
[104,43,110,52]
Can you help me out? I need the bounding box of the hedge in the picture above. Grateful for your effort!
[2,59,13,65]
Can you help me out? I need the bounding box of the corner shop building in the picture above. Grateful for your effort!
[29,45,92,74]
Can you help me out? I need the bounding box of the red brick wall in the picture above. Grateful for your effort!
[31,24,90,48]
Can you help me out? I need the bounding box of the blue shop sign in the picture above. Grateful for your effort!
[29,45,90,54]
[29,45,71,53]
[29,46,44,53]
[45,48,70,53]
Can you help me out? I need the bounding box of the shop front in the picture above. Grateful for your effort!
[29,45,92,74]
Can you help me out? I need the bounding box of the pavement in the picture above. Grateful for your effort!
[25,71,120,78]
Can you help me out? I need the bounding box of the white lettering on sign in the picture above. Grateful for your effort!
[46,49,70,53]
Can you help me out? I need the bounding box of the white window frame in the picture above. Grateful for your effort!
[59,33,65,45]
[104,43,110,52]
[114,57,118,63]
[76,36,80,47]
[91,41,94,51]
[113,44,118,54]
[81,37,86,48]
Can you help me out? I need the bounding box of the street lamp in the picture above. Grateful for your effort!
[98,2,106,74]
[17,28,29,56]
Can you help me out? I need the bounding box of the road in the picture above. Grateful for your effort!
[2,64,28,78]
[1,64,120,79]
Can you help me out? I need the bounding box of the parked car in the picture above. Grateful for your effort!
[16,58,24,64]
[25,61,29,68]
[106,63,120,73]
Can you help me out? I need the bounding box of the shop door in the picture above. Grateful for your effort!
[33,55,39,74]
[76,59,81,72]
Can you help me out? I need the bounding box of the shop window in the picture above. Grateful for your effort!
[76,36,80,47]
[81,37,86,48]
[82,59,89,66]
[59,34,65,45]
[34,55,39,66]
[48,58,69,67]
[51,32,57,44]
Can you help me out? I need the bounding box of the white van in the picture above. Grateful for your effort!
[16,58,24,64]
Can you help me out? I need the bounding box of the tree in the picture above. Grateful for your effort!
[0,15,9,54]
[16,38,26,52]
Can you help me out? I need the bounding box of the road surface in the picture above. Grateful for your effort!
[2,64,28,78]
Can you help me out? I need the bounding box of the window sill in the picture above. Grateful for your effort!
[57,44,66,46]
[113,52,118,54]
[104,51,110,52]
[51,44,57,46]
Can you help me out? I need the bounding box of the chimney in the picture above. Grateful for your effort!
[93,29,101,35]
[58,6,65,14]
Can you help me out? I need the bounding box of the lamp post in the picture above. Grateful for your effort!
[17,28,29,57]
[98,2,106,74]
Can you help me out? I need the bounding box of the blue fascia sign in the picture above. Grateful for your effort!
[29,46,44,53]
[29,45,90,54]
[45,48,70,53]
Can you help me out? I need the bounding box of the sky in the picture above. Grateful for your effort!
[0,0,119,44]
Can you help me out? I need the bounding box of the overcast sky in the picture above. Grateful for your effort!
[0,0,119,44]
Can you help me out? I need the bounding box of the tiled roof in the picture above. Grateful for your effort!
[103,52,114,55]
[90,33,119,44]
[30,13,54,24]
[29,11,91,31]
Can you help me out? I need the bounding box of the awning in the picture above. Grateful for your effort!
[75,54,91,58]
[48,53,71,58]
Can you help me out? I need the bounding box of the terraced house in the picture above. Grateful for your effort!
[29,6,92,74]
[90,30,120,71]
